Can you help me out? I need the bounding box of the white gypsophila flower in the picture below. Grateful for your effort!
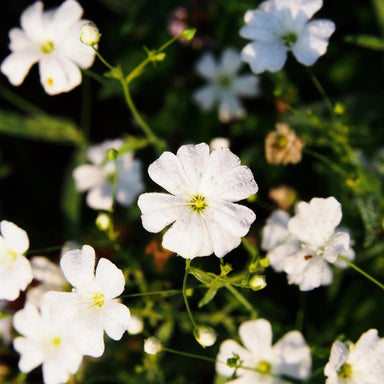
[138,143,258,259]
[0,220,33,301]
[44,245,130,358]
[126,315,144,335]
[324,329,384,384]
[209,137,230,151]
[239,0,335,74]
[13,301,82,384]
[26,256,67,308]
[194,325,217,348]
[193,48,260,123]
[73,139,144,211]
[1,0,96,95]
[216,318,311,384]
[144,337,162,355]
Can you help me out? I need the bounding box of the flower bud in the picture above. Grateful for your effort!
[249,275,267,291]
[194,326,217,348]
[144,337,162,355]
[127,315,144,335]
[80,22,101,46]
[96,213,111,231]
[181,28,196,41]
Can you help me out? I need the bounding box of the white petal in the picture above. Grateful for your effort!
[193,85,217,111]
[60,245,95,289]
[1,220,29,254]
[12,255,33,291]
[292,0,323,19]
[241,41,287,74]
[288,197,342,247]
[323,231,350,263]
[86,183,113,211]
[73,164,105,192]
[261,210,290,251]
[14,337,44,373]
[292,19,335,66]
[87,139,124,165]
[138,193,186,233]
[233,74,260,97]
[73,321,105,357]
[95,258,125,300]
[102,301,130,340]
[9,28,33,51]
[20,1,45,42]
[13,303,42,338]
[273,331,311,379]
[267,237,301,272]
[324,340,348,379]
[240,10,278,42]
[30,256,65,286]
[238,319,273,357]
[218,93,246,122]
[39,54,81,95]
[43,360,70,384]
[195,52,217,80]
[220,48,242,74]
[52,0,83,34]
[115,159,143,206]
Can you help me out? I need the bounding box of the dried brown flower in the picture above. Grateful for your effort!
[145,239,174,272]
[269,185,297,210]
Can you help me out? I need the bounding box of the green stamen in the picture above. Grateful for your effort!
[189,194,208,213]
[281,32,298,47]
[257,360,272,375]
[338,363,353,379]
[41,41,54,53]
[218,74,233,89]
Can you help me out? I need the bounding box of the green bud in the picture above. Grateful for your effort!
[227,353,240,368]
[106,148,118,160]
[259,257,270,268]
[181,28,196,41]
[249,275,267,291]
[96,213,111,231]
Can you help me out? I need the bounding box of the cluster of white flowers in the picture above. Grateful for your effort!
[262,197,355,291]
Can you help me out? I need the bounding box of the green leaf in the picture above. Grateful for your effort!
[344,34,384,50]
[198,287,218,308]
[0,109,84,145]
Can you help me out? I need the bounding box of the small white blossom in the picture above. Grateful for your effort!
[216,318,311,383]
[324,329,384,383]
[1,0,96,95]
[193,48,260,123]
[73,139,144,211]
[138,143,258,259]
[13,301,82,384]
[127,315,144,335]
[144,337,162,355]
[240,0,335,73]
[79,22,100,46]
[45,245,131,357]
[210,137,230,151]
[0,220,32,301]
[194,325,217,347]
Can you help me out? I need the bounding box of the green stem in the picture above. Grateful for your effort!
[121,289,182,299]
[0,85,45,115]
[92,46,115,71]
[225,285,256,315]
[183,259,197,328]
[303,148,348,177]
[163,347,216,364]
[338,255,384,290]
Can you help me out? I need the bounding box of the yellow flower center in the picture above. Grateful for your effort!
[189,194,208,213]
[338,363,353,379]
[1,249,18,266]
[92,292,105,308]
[41,41,54,53]
[257,360,272,375]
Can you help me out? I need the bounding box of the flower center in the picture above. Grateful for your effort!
[257,360,272,375]
[218,74,233,89]
[41,41,54,53]
[1,249,18,266]
[189,194,208,213]
[92,292,105,308]
[281,32,298,47]
[338,363,353,379]
[47,335,62,352]
[275,134,288,149]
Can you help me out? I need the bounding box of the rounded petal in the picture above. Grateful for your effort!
[138,193,186,233]
[95,258,125,300]
[193,84,217,111]
[52,0,83,33]
[261,210,290,251]
[39,54,82,95]
[218,93,246,123]
[239,319,273,358]
[241,41,287,74]
[195,52,217,80]
[292,19,335,66]
[323,231,350,263]
[9,28,33,51]
[102,301,130,340]
[14,337,44,373]
[73,164,105,192]
[324,341,349,379]
[20,1,45,42]
[220,48,242,74]
[12,255,33,291]
[60,245,95,289]
[87,139,124,165]
[115,159,143,206]
[86,183,113,211]
[233,74,260,97]
[268,237,301,272]
[1,220,29,254]
[13,303,42,339]
[240,10,278,42]
[42,360,71,384]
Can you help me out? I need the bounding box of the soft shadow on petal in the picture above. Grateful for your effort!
[73,164,105,192]
[233,75,260,97]
[195,52,217,80]
[193,84,217,111]
[86,183,113,211]
[220,48,242,74]
[95,258,125,300]
[102,301,131,340]
[239,319,273,357]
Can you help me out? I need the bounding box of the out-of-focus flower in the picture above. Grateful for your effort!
[79,22,100,46]
[324,329,384,383]
[209,137,230,151]
[216,318,311,383]
[265,123,304,165]
[145,239,173,272]
[1,0,95,95]
[239,0,335,74]
[144,337,162,355]
[127,315,144,335]
[73,139,143,211]
[269,185,297,210]
[44,245,130,357]
[0,221,32,301]
[194,325,217,347]
[13,301,83,384]
[167,7,189,43]
[0,316,12,345]
[138,143,258,259]
[193,48,260,123]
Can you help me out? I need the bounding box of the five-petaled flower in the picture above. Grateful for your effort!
[240,0,335,73]
[1,0,95,95]
[138,143,258,259]
[193,48,260,123]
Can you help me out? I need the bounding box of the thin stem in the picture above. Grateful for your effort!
[225,285,256,315]
[303,148,348,177]
[92,46,115,71]
[162,347,216,364]
[0,85,45,115]
[121,289,182,299]
[82,68,109,87]
[338,255,384,291]
[183,259,197,328]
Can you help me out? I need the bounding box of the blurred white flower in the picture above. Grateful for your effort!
[216,318,311,383]
[0,316,12,345]
[144,337,162,355]
[324,329,384,383]
[193,48,260,123]
[44,245,130,357]
[73,139,144,211]
[126,315,144,335]
[13,301,82,384]
[1,0,95,95]
[240,0,335,73]
[194,325,217,347]
[209,137,230,151]
[138,143,258,259]
[0,220,32,301]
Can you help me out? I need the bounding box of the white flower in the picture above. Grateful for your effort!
[73,139,144,211]
[1,0,95,95]
[324,329,384,384]
[127,315,144,335]
[193,48,260,123]
[13,301,82,384]
[210,137,230,151]
[239,0,335,73]
[144,337,162,355]
[0,220,32,301]
[44,245,131,357]
[138,143,258,259]
[216,318,311,383]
